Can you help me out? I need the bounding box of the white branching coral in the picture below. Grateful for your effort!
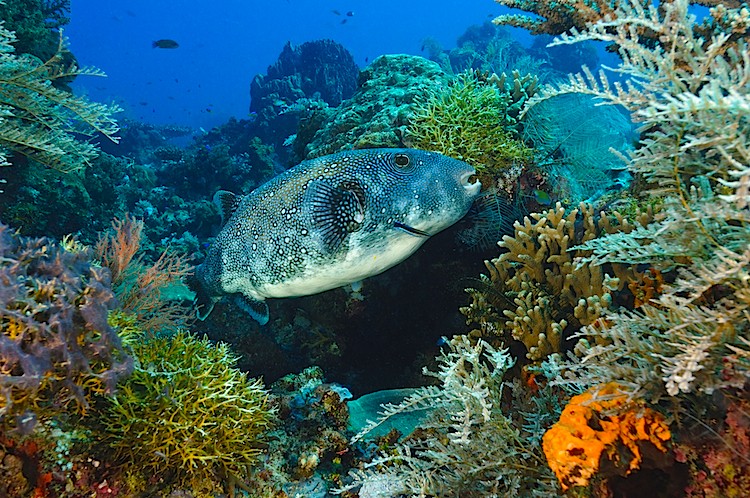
[660,336,713,396]
[339,336,558,497]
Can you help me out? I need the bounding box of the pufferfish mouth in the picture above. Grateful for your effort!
[460,171,482,194]
[394,221,431,237]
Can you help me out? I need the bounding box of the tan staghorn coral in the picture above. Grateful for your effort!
[462,202,652,361]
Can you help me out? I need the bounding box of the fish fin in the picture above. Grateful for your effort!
[186,272,216,320]
[234,294,269,325]
[194,289,216,321]
[309,180,365,252]
[213,190,242,226]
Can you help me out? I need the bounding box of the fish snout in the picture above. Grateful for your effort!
[459,171,482,197]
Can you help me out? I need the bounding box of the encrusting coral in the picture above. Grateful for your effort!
[0,223,133,432]
[543,382,671,491]
[462,202,652,361]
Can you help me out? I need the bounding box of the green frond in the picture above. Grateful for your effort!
[0,26,119,172]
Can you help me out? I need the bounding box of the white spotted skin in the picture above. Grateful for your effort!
[195,148,481,306]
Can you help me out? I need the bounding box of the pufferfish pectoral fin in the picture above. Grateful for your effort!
[309,180,366,252]
[234,294,270,325]
[213,190,243,226]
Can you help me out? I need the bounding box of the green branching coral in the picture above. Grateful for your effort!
[103,328,275,494]
[0,24,120,172]
[462,202,653,362]
[406,70,532,177]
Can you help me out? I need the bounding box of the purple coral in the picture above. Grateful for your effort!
[0,223,132,432]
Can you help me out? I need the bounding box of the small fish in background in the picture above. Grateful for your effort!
[152,39,179,49]
[346,11,354,16]
[532,189,552,205]
[332,9,341,15]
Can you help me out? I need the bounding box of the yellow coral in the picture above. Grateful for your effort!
[542,383,671,491]
[462,202,654,361]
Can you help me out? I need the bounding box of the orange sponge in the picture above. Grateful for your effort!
[542,383,671,490]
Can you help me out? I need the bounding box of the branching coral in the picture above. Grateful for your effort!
[103,329,275,495]
[0,223,132,432]
[406,69,533,178]
[462,202,652,361]
[518,0,750,404]
[339,336,559,497]
[491,0,746,40]
[543,382,671,491]
[95,215,194,334]
[0,24,119,171]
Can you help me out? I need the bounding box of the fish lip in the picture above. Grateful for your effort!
[460,171,482,195]
[394,221,431,237]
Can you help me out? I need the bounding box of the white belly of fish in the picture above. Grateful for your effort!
[258,234,426,299]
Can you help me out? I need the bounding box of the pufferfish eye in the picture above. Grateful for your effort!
[394,153,410,168]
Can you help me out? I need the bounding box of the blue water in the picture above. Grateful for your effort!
[67,0,508,130]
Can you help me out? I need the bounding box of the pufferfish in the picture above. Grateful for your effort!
[192,148,481,324]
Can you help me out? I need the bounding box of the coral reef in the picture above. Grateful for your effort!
[297,54,450,159]
[95,215,194,334]
[526,0,750,404]
[677,396,750,498]
[543,382,671,491]
[241,367,355,495]
[462,202,652,362]
[522,92,636,202]
[405,69,533,179]
[491,0,747,45]
[249,39,359,165]
[103,329,275,495]
[0,0,70,61]
[339,336,559,497]
[0,223,132,432]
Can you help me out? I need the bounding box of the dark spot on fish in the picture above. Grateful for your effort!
[153,39,179,49]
